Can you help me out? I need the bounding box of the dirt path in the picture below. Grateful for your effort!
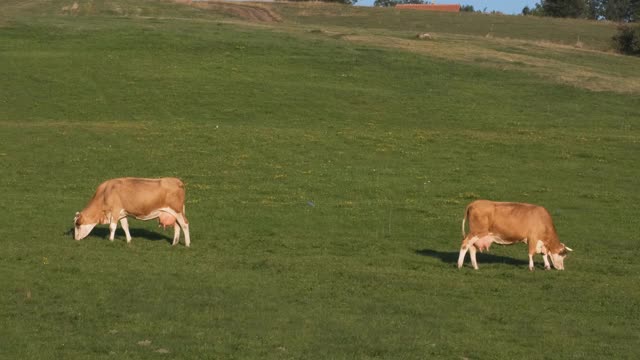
[174,0,281,22]
[6,0,636,93]
[169,1,639,94]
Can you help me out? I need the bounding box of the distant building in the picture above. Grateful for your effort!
[395,4,461,12]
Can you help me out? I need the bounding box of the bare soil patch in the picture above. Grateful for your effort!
[174,0,281,22]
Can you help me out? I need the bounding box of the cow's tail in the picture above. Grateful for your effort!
[461,205,470,239]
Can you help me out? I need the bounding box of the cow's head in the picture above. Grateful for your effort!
[73,211,97,240]
[549,244,573,270]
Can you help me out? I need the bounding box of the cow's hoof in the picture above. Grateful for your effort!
[545,266,551,271]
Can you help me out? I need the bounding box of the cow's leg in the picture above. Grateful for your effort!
[120,217,132,243]
[528,254,535,271]
[172,223,181,246]
[457,235,479,269]
[107,209,124,241]
[528,238,539,271]
[542,254,551,270]
[469,245,479,270]
[174,213,190,247]
[457,241,469,268]
[109,221,117,241]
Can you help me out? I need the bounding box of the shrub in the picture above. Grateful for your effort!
[612,24,640,55]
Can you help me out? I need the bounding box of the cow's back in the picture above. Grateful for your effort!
[467,200,556,242]
[103,177,185,215]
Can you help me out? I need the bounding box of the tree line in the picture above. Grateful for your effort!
[523,0,639,22]
[523,1,640,55]
[294,0,638,21]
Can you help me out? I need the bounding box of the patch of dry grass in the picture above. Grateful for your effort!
[342,33,640,94]
[0,0,45,25]
[4,0,636,94]
[162,1,640,94]
[175,0,281,22]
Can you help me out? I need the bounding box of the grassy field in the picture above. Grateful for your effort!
[1,1,640,359]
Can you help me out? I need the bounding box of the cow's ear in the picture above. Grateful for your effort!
[75,212,80,216]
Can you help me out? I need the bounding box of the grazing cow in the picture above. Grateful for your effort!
[457,200,571,270]
[73,177,191,247]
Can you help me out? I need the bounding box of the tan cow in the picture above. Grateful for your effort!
[457,200,571,270]
[73,177,191,247]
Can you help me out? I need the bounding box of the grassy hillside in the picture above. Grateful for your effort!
[1,1,639,359]
[277,2,617,49]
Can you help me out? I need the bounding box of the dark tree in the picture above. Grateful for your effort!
[603,0,631,21]
[629,0,637,21]
[632,0,640,21]
[584,0,604,19]
[525,2,547,16]
[612,24,640,54]
[530,0,638,19]
[605,0,640,21]
[542,0,586,17]
[460,5,475,12]
[374,0,396,6]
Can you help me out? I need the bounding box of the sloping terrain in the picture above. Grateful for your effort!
[1,1,639,359]
[13,0,632,93]
[187,0,281,22]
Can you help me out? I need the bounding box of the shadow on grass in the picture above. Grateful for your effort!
[66,227,173,243]
[415,248,528,267]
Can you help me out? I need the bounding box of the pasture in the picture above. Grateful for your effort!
[1,1,639,358]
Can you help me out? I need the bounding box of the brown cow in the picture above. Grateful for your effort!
[73,177,191,246]
[457,200,571,270]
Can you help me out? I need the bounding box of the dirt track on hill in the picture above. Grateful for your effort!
[167,1,639,94]
[173,0,281,22]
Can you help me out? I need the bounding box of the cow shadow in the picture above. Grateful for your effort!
[67,227,173,243]
[415,248,528,267]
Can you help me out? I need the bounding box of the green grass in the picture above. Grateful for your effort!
[1,1,640,359]
[276,2,618,50]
